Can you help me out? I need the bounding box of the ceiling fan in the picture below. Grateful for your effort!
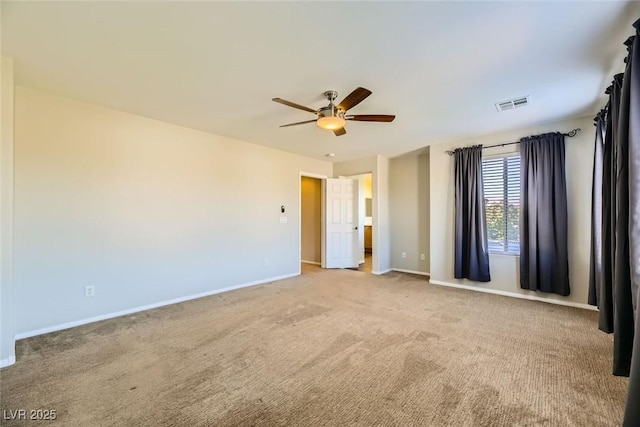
[272,87,395,136]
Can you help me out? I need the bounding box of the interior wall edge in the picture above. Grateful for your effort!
[0,55,16,367]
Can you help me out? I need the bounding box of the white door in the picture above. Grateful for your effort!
[322,178,359,269]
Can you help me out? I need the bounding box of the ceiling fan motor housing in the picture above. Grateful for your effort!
[317,106,345,119]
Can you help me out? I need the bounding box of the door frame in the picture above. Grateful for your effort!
[299,172,328,275]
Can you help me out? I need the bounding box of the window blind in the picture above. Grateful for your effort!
[482,155,521,254]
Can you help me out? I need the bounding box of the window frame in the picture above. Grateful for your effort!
[481,152,521,256]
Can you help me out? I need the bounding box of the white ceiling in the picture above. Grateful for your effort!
[1,1,637,162]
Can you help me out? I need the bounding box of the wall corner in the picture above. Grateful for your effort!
[1,56,16,366]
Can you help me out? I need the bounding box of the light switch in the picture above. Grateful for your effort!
[280,216,288,223]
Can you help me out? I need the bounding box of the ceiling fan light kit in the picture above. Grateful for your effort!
[272,87,395,136]
[317,116,346,130]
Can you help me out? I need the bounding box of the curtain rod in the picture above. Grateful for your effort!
[445,128,581,156]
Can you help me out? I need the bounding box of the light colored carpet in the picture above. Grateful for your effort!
[0,265,628,426]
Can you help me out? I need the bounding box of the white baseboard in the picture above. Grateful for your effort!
[429,279,597,311]
[15,272,300,340]
[0,355,16,368]
[392,268,430,276]
[301,260,321,266]
[372,269,392,275]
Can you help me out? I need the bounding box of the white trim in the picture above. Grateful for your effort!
[299,172,327,270]
[0,355,15,368]
[15,273,299,340]
[372,268,392,275]
[392,268,430,276]
[429,279,597,311]
[300,172,328,180]
[301,260,321,266]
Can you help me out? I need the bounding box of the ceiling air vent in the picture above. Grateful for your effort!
[495,96,529,112]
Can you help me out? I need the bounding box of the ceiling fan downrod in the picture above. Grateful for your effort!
[323,90,339,116]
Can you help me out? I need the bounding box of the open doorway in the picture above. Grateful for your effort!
[300,172,371,274]
[300,175,322,272]
[343,172,373,273]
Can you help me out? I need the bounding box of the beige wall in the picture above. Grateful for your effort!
[389,150,430,274]
[1,57,15,366]
[363,174,372,199]
[301,176,321,264]
[375,155,390,273]
[418,153,430,274]
[429,115,593,306]
[13,86,333,336]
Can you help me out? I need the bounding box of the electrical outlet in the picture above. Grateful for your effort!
[420,253,426,261]
[401,252,406,258]
[264,258,269,266]
[85,286,95,297]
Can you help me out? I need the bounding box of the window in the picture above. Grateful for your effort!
[482,154,520,254]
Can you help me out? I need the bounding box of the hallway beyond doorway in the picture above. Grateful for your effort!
[359,253,372,273]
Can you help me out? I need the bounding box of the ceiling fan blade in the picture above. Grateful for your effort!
[280,119,317,128]
[272,98,317,114]
[337,87,372,111]
[333,127,347,137]
[347,115,396,122]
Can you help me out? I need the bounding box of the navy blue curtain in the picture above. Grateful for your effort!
[623,22,640,427]
[454,145,491,282]
[589,112,605,308]
[613,66,635,379]
[591,20,640,426]
[519,133,570,296]
[597,97,616,334]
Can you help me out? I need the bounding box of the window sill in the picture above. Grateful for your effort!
[489,252,520,257]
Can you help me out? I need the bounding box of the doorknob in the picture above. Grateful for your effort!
[354,226,358,230]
